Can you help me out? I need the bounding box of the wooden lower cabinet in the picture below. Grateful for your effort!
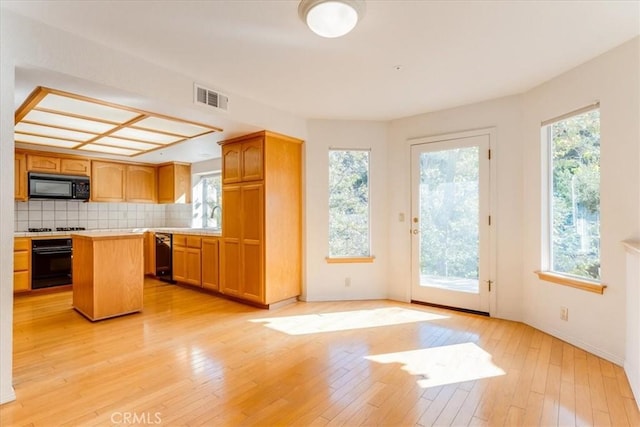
[14,238,30,292]
[201,238,220,291]
[221,183,265,303]
[173,235,201,286]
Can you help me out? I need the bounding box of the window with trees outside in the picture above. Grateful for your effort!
[193,173,222,229]
[328,149,371,259]
[545,107,600,282]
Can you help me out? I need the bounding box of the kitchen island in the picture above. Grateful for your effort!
[72,232,144,321]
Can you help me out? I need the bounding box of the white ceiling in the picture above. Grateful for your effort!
[3,0,639,161]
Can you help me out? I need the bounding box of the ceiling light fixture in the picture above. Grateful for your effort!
[299,0,365,38]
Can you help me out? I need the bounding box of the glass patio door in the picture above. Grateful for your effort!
[410,134,491,313]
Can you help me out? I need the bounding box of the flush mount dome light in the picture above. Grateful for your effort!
[299,0,365,38]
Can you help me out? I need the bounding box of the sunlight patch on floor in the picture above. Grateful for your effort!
[365,342,505,388]
[251,307,448,335]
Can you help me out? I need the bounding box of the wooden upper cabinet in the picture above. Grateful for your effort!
[222,145,241,184]
[15,152,27,201]
[91,161,126,202]
[27,154,60,173]
[221,136,263,184]
[26,153,89,176]
[126,165,157,203]
[241,137,264,181]
[60,158,90,176]
[157,163,191,204]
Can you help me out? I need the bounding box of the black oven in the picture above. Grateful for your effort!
[32,238,72,289]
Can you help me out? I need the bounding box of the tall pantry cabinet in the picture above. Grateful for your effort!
[219,131,303,307]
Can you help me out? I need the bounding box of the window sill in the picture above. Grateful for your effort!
[535,271,606,295]
[326,256,375,264]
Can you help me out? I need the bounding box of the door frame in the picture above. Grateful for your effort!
[407,128,498,317]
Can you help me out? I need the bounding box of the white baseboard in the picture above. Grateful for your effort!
[0,386,16,405]
[525,319,624,366]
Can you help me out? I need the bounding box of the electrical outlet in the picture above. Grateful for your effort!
[560,306,569,321]
[345,277,351,287]
[398,213,405,222]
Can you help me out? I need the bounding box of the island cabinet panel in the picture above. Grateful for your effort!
[14,238,30,292]
[219,130,302,307]
[72,233,144,321]
[201,238,220,291]
[91,161,126,202]
[144,231,156,275]
[15,152,27,201]
[126,165,157,203]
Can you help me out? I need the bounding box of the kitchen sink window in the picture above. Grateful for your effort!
[192,172,222,229]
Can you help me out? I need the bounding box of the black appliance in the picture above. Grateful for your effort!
[31,238,72,289]
[28,172,90,200]
[155,233,174,283]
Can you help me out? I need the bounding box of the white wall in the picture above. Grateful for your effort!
[304,120,389,301]
[521,37,640,364]
[0,25,16,404]
[625,244,640,409]
[0,10,307,405]
[387,96,524,321]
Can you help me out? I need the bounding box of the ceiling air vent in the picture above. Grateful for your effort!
[194,84,229,111]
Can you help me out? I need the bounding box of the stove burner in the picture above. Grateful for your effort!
[56,227,86,232]
[28,227,53,233]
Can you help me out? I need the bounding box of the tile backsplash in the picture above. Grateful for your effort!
[14,200,192,231]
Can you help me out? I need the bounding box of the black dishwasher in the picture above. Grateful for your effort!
[155,233,174,283]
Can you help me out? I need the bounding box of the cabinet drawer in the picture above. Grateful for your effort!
[14,238,30,251]
[173,235,187,247]
[14,271,29,292]
[186,236,201,248]
[14,251,29,271]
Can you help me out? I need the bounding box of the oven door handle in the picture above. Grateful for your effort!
[33,249,72,255]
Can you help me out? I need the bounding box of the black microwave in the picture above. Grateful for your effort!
[28,172,90,200]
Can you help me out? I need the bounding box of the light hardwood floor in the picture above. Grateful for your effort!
[1,278,638,426]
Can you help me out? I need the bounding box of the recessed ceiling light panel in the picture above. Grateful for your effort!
[92,136,161,151]
[14,87,222,157]
[15,133,81,148]
[135,116,210,137]
[111,127,182,144]
[38,94,140,123]
[23,110,117,134]
[78,144,140,156]
[15,122,96,142]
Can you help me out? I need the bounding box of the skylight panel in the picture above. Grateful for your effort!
[38,93,140,123]
[15,133,81,148]
[78,144,140,156]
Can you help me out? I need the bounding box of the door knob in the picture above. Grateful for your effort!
[412,229,420,235]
